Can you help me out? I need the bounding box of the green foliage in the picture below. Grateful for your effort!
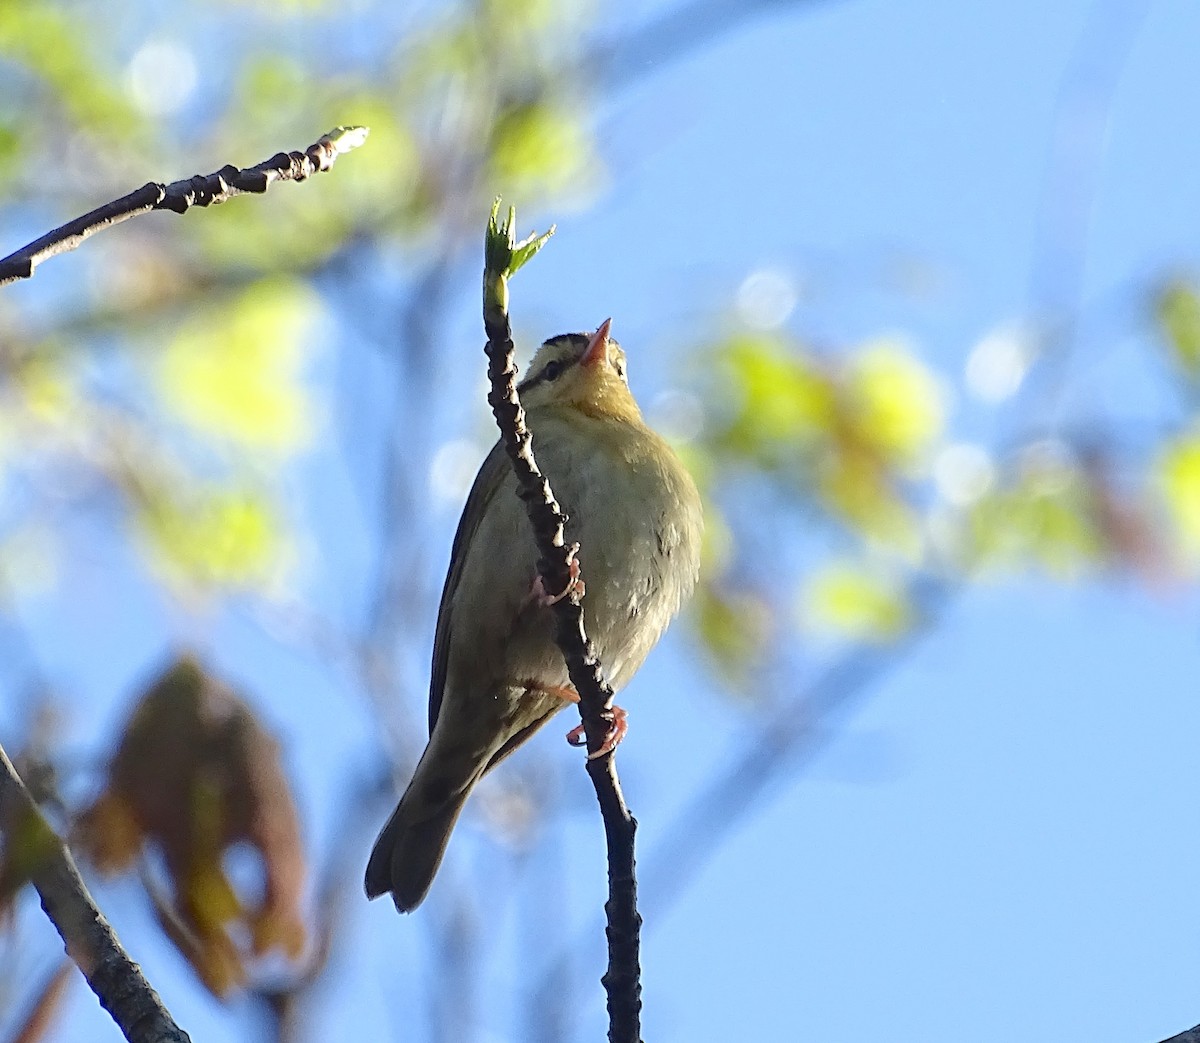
[0,0,1197,1034]
[1158,430,1200,556]
[0,3,139,139]
[488,100,595,197]
[1157,279,1200,378]
[704,331,933,552]
[136,484,283,590]
[158,277,320,453]
[714,333,835,461]
[845,339,944,464]
[967,472,1102,577]
[694,584,772,685]
[485,199,555,318]
[803,561,911,641]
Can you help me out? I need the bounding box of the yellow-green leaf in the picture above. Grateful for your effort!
[1158,280,1200,377]
[694,585,772,685]
[489,101,596,197]
[159,278,320,452]
[803,562,911,641]
[967,473,1102,577]
[138,487,282,588]
[716,334,836,458]
[846,338,944,462]
[1159,432,1200,554]
[817,450,922,556]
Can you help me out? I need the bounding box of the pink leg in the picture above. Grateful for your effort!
[524,547,586,609]
[539,685,579,704]
[565,705,628,760]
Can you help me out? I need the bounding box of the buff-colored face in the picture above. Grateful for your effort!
[518,320,635,419]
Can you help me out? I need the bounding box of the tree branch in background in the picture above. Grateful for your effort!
[8,960,73,1043]
[0,126,369,287]
[481,201,642,1043]
[0,744,191,1043]
[1159,1026,1200,1043]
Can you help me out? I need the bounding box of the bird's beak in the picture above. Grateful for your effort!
[581,318,612,369]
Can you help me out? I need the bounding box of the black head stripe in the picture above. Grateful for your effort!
[518,356,569,394]
[544,332,591,352]
[517,333,591,393]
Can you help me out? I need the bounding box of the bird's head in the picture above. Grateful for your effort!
[518,319,641,423]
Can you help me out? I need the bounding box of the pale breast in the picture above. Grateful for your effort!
[443,407,701,701]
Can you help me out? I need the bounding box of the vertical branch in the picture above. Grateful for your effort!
[0,745,190,1043]
[481,202,642,1043]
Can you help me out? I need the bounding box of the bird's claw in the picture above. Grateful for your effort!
[565,705,628,759]
[530,549,585,607]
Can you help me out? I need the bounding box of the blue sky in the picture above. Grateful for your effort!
[579,3,1200,1040]
[8,1,1200,1041]
[356,1,1200,1039]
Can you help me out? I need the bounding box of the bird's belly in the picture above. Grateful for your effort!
[501,511,680,695]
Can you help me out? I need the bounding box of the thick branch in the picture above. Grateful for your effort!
[482,202,641,1043]
[0,744,191,1043]
[0,126,369,287]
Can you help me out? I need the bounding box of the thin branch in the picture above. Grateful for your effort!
[531,577,956,1025]
[1159,1026,1200,1043]
[0,743,190,1043]
[1017,0,1154,421]
[596,0,836,91]
[0,126,369,287]
[481,201,641,1043]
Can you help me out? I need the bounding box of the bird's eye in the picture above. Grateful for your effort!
[541,359,566,382]
[615,359,627,382]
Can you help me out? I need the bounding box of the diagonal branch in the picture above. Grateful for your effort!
[0,126,369,288]
[481,201,641,1043]
[0,743,191,1043]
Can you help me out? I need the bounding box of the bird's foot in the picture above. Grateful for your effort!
[565,705,628,760]
[528,548,585,607]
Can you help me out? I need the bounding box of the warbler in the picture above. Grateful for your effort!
[365,319,702,912]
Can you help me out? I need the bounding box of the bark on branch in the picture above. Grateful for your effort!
[0,743,191,1043]
[481,201,642,1043]
[0,126,369,287]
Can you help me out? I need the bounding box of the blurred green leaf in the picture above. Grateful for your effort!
[1157,280,1200,378]
[846,338,944,463]
[137,485,283,589]
[489,101,597,197]
[0,120,21,166]
[159,278,320,453]
[694,584,772,686]
[968,468,1102,577]
[1158,431,1200,556]
[817,453,922,557]
[0,5,138,135]
[802,561,911,641]
[714,333,835,460]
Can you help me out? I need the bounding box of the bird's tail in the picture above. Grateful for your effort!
[364,750,480,912]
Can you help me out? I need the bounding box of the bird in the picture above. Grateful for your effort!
[365,319,703,913]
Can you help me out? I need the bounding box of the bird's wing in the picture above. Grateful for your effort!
[428,439,510,734]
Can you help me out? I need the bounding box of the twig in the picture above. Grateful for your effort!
[0,126,369,287]
[531,577,956,1022]
[481,201,642,1043]
[0,743,190,1043]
